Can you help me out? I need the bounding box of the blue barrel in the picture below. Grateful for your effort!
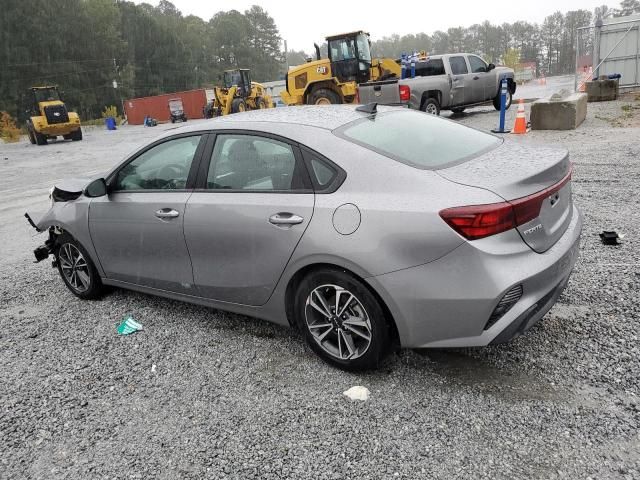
[105,117,117,130]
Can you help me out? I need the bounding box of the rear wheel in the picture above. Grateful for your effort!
[56,235,104,300]
[71,128,82,141]
[420,97,440,115]
[231,98,247,113]
[295,269,391,371]
[308,88,341,105]
[34,130,48,145]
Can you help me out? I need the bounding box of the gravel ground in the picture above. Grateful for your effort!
[1,98,639,479]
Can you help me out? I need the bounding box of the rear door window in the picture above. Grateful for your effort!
[206,134,309,191]
[335,110,501,169]
[449,56,469,75]
[415,59,445,77]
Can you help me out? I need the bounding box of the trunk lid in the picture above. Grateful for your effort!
[437,141,573,253]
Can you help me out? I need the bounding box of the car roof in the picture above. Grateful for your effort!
[164,105,400,137]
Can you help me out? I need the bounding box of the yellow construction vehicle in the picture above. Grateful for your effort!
[26,86,82,145]
[281,31,401,106]
[210,69,273,116]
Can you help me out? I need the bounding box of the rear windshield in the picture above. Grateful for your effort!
[335,110,501,169]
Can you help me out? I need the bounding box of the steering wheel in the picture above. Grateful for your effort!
[157,164,185,189]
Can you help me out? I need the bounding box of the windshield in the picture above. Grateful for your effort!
[355,33,371,62]
[34,88,60,103]
[329,34,371,63]
[335,110,501,169]
[223,70,241,88]
[169,100,183,110]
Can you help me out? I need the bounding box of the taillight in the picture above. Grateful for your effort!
[399,85,410,102]
[440,203,516,240]
[440,167,572,241]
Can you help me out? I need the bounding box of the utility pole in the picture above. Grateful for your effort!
[195,65,199,89]
[113,58,124,120]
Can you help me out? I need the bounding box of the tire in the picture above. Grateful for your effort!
[294,268,392,371]
[34,130,48,145]
[308,88,341,105]
[255,97,267,109]
[55,234,104,300]
[231,98,247,113]
[63,134,72,140]
[171,117,175,123]
[27,126,36,144]
[493,88,513,110]
[451,107,465,114]
[182,115,187,122]
[420,97,440,115]
[71,128,82,141]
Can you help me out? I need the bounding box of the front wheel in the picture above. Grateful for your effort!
[56,235,104,300]
[420,97,440,115]
[493,89,513,110]
[295,269,392,371]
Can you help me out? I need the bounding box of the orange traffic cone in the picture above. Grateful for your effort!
[512,99,528,134]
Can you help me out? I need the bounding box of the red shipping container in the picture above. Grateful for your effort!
[124,89,207,125]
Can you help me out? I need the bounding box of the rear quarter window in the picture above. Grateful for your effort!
[334,110,501,169]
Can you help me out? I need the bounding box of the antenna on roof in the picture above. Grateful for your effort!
[355,102,377,115]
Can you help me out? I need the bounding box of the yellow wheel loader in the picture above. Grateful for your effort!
[210,69,274,116]
[280,31,401,106]
[26,86,82,145]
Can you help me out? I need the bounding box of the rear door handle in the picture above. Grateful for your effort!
[155,208,180,219]
[473,76,480,80]
[269,212,304,226]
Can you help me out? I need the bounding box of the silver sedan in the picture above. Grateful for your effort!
[29,105,582,370]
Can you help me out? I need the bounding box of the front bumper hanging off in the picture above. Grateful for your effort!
[25,212,54,263]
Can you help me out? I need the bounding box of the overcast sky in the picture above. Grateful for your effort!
[140,0,608,51]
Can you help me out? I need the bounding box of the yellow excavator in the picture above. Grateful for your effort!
[208,69,273,116]
[281,31,401,106]
[26,86,82,145]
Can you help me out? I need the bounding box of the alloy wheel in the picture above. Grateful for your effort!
[58,243,91,293]
[304,284,373,361]
[425,103,438,115]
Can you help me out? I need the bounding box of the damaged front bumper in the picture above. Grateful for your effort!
[25,212,58,264]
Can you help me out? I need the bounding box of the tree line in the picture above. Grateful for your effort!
[1,0,638,124]
[0,0,283,123]
[369,1,638,76]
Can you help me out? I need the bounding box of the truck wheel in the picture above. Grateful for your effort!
[71,128,83,141]
[231,98,247,113]
[27,127,36,145]
[308,88,341,105]
[255,97,267,109]
[493,89,513,110]
[171,117,175,123]
[420,97,440,115]
[34,130,48,145]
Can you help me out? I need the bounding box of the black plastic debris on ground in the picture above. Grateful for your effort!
[599,230,621,245]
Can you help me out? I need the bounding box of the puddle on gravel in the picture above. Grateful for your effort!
[416,350,568,403]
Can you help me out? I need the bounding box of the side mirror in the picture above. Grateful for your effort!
[85,178,108,198]
[488,63,496,71]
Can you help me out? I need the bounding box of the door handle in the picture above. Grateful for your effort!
[269,212,304,226]
[155,208,180,219]
[473,76,480,80]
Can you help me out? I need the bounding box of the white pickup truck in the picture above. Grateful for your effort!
[358,53,516,115]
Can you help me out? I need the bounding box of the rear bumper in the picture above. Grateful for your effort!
[367,204,582,348]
